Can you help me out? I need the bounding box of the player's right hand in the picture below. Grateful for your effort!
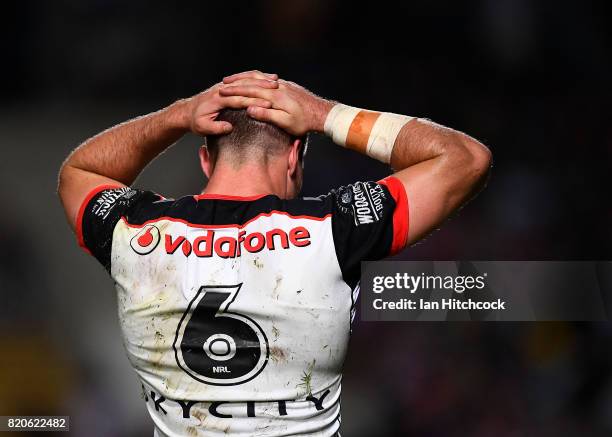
[219,78,334,136]
[187,70,279,136]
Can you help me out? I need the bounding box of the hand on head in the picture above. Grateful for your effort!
[187,70,333,137]
[220,73,333,137]
[188,70,279,136]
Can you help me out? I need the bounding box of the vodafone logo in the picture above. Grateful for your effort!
[165,227,311,259]
[130,225,161,255]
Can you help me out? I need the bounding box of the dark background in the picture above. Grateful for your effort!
[1,1,610,436]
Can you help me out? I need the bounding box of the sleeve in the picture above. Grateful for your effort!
[76,184,163,270]
[326,176,408,287]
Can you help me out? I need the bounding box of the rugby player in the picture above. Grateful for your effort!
[58,70,491,436]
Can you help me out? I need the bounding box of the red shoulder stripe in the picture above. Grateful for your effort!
[378,176,409,255]
[76,184,124,254]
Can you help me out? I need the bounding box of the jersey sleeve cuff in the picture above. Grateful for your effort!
[76,184,124,255]
[378,176,409,255]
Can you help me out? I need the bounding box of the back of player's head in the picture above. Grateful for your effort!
[205,109,307,167]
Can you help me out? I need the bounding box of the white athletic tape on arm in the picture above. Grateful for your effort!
[323,104,361,146]
[324,103,413,164]
[366,112,413,162]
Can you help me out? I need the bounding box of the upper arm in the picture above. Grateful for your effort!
[392,159,453,246]
[391,134,491,246]
[58,164,126,231]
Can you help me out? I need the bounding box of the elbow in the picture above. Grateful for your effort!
[438,133,491,193]
[57,161,74,202]
[57,163,68,197]
[469,142,492,180]
[456,134,492,184]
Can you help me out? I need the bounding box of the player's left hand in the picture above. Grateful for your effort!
[218,78,334,136]
[187,70,280,136]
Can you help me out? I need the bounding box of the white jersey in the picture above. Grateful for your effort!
[77,178,408,436]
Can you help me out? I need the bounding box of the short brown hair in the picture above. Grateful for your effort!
[205,109,307,166]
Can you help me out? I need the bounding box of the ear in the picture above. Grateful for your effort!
[287,138,302,178]
[199,145,214,179]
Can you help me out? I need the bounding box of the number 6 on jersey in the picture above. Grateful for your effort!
[173,284,270,386]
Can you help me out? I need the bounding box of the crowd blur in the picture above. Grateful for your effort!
[1,1,610,436]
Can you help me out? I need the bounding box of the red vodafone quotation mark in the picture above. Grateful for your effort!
[138,228,154,246]
[130,225,161,255]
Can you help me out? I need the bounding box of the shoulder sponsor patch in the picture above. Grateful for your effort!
[91,187,135,219]
[337,182,388,226]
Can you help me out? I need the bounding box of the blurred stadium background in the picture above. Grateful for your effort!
[1,1,611,436]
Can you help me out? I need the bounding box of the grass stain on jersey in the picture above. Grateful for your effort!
[253,257,264,269]
[297,359,316,396]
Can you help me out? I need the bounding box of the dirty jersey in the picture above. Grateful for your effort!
[77,177,408,437]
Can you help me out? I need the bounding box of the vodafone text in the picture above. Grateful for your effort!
[165,227,311,258]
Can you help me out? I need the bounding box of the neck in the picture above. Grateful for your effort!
[202,160,288,199]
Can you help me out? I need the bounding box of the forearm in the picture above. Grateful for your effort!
[60,99,190,185]
[57,99,191,231]
[321,102,480,167]
[322,102,489,184]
